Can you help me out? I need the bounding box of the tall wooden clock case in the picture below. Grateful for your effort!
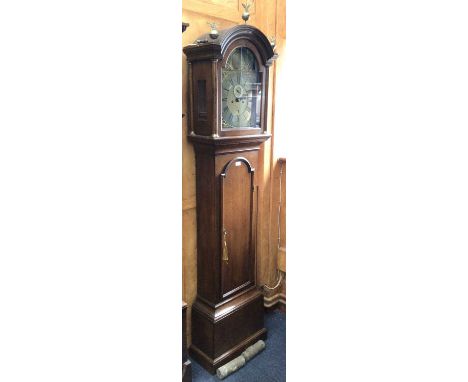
[184,25,276,374]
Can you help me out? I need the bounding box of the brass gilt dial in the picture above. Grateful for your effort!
[222,47,262,129]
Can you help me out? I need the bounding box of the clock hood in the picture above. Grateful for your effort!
[183,25,276,66]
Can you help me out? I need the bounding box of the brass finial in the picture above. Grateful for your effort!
[269,36,276,49]
[241,2,252,23]
[207,22,219,39]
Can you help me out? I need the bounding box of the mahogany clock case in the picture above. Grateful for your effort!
[184,25,276,374]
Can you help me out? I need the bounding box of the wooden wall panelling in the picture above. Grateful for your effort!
[252,0,277,291]
[278,160,286,297]
[278,160,286,273]
[183,0,257,24]
[274,0,286,298]
[182,18,198,339]
[277,0,286,39]
[268,159,286,292]
[256,72,274,289]
[257,0,278,291]
[182,208,197,345]
[263,0,287,298]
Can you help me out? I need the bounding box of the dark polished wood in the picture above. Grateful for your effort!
[189,288,267,374]
[184,25,276,375]
[182,302,192,382]
[191,146,261,306]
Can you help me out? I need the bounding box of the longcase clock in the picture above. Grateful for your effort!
[183,25,276,374]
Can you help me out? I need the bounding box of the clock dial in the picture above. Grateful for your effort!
[221,47,262,129]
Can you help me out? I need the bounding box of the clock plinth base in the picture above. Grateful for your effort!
[189,288,267,374]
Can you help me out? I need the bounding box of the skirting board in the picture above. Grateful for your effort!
[263,293,286,308]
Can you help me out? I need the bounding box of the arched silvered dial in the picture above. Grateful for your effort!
[221,47,262,129]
